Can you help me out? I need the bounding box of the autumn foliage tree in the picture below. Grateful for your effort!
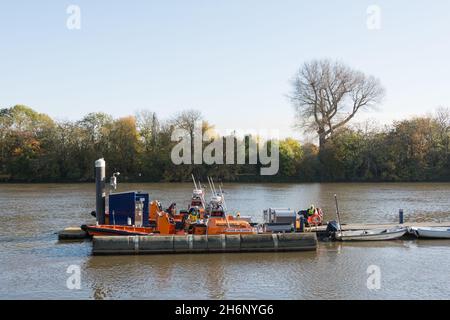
[1,104,450,182]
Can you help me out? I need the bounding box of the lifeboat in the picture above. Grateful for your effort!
[186,216,256,236]
[202,176,256,235]
[83,200,185,237]
[206,215,256,235]
[84,176,256,237]
[196,202,256,235]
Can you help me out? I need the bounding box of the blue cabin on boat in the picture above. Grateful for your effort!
[108,191,150,227]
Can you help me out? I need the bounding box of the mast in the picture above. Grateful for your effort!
[197,179,206,208]
[191,174,198,190]
[219,185,227,211]
[334,194,343,234]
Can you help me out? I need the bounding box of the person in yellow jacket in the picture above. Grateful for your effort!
[307,204,316,217]
[188,207,199,223]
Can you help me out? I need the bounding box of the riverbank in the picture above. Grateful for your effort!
[3,178,450,184]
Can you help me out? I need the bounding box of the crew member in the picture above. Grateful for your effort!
[188,207,199,223]
[301,205,315,222]
[167,203,176,217]
[307,205,316,217]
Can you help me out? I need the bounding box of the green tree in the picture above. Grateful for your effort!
[0,105,56,181]
[76,112,113,180]
[106,116,141,179]
[278,138,303,177]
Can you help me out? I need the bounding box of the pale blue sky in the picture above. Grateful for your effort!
[1,1,450,139]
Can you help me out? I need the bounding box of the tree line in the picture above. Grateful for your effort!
[1,60,449,182]
[1,104,450,182]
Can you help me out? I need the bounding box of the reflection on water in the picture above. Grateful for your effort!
[0,182,449,299]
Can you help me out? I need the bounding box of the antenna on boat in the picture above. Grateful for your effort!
[334,194,343,234]
[197,179,206,208]
[191,174,198,190]
[219,185,227,211]
[211,177,215,194]
[207,176,215,195]
[221,185,231,228]
[211,177,218,195]
[208,176,212,193]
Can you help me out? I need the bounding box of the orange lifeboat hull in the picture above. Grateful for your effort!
[82,225,155,237]
[206,216,256,235]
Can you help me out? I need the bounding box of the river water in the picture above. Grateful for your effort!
[0,182,449,299]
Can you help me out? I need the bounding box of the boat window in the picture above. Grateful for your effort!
[211,210,225,217]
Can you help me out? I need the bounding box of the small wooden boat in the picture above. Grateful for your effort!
[332,194,407,241]
[409,227,450,239]
[335,227,407,241]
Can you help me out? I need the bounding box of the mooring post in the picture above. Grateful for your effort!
[399,209,404,224]
[95,158,106,225]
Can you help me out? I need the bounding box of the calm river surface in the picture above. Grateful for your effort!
[0,182,449,299]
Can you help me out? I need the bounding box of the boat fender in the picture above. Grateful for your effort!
[188,235,194,250]
[272,234,279,249]
[133,236,139,253]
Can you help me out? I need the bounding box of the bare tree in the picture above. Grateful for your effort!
[290,59,385,148]
[434,106,450,154]
[135,110,160,151]
[172,109,203,141]
[435,106,450,131]
[171,109,204,165]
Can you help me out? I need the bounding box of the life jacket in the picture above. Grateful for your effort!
[307,208,323,226]
[189,213,198,223]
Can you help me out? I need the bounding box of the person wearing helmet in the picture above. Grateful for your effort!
[189,206,199,223]
[305,204,316,221]
[299,204,314,223]
[307,204,316,217]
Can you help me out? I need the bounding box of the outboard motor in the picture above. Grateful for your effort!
[326,220,341,235]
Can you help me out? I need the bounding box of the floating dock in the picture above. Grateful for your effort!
[57,227,88,240]
[58,221,450,255]
[315,221,450,231]
[313,221,450,238]
[58,221,450,241]
[92,233,317,255]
